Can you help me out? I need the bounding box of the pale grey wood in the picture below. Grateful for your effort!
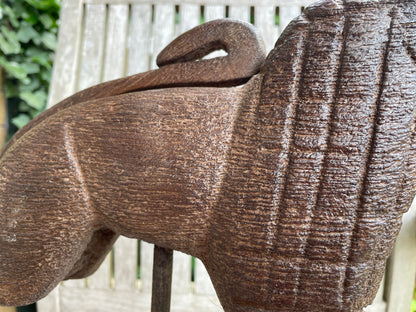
[61,277,86,288]
[279,5,302,33]
[254,6,277,53]
[127,4,153,74]
[114,237,138,291]
[140,241,154,293]
[77,4,107,91]
[47,0,83,107]
[85,0,316,6]
[151,4,175,69]
[204,5,225,21]
[170,294,224,312]
[385,202,416,312]
[59,287,146,312]
[178,4,201,37]
[194,258,217,296]
[58,286,225,312]
[172,251,192,295]
[87,254,112,289]
[228,5,250,22]
[102,4,129,81]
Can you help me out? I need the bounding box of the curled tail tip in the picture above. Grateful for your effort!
[156,18,266,80]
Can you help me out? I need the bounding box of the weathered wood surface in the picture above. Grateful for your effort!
[2,0,416,311]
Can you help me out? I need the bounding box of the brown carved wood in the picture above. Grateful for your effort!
[1,1,416,311]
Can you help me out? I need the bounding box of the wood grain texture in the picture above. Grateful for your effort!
[1,1,416,311]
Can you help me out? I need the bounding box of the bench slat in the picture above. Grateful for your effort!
[255,6,278,53]
[140,241,154,293]
[128,4,153,74]
[205,5,225,22]
[77,4,107,91]
[103,4,130,81]
[47,0,83,107]
[151,4,176,69]
[178,4,201,37]
[114,237,138,291]
[194,258,216,295]
[279,4,302,33]
[172,252,192,295]
[228,5,250,22]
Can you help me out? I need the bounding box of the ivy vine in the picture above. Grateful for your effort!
[0,0,60,134]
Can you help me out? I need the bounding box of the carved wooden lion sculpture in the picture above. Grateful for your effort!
[1,0,416,311]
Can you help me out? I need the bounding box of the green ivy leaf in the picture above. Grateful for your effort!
[17,22,38,43]
[25,0,60,11]
[19,78,40,92]
[31,109,43,118]
[21,90,46,110]
[25,47,43,57]
[18,101,32,112]
[40,69,51,83]
[39,13,54,29]
[21,6,39,25]
[0,34,17,54]
[2,0,60,138]
[0,26,21,54]
[0,57,28,81]
[21,62,40,74]
[11,113,31,129]
[26,47,52,69]
[32,35,42,45]
[0,5,19,28]
[31,54,51,69]
[41,31,56,50]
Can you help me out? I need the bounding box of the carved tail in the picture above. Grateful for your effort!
[3,19,265,156]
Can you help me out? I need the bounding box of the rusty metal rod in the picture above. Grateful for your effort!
[151,245,173,312]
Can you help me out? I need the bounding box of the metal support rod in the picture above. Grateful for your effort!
[0,68,7,149]
[151,245,173,312]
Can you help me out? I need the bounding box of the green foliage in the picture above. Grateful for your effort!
[412,287,416,312]
[0,0,60,132]
[411,299,416,312]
